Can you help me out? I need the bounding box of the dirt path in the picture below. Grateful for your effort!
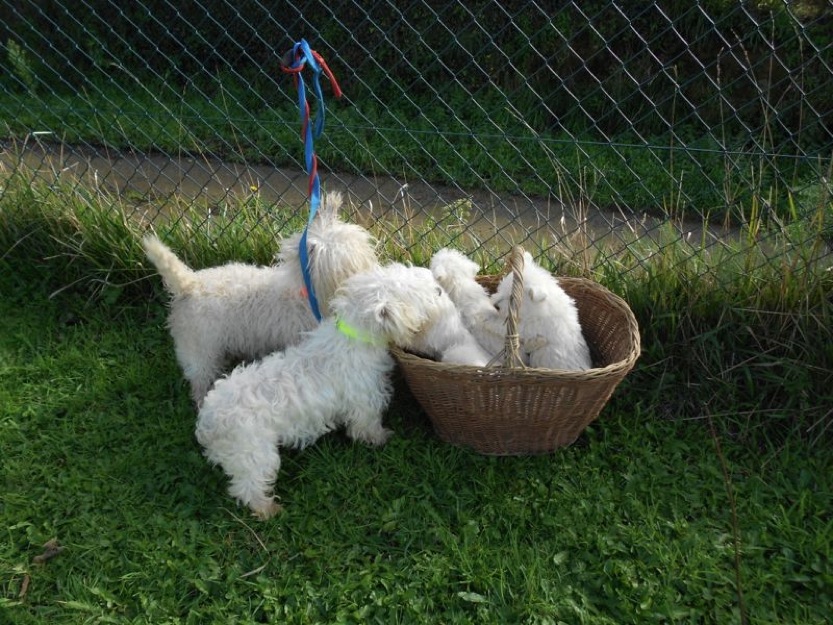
[2,139,735,256]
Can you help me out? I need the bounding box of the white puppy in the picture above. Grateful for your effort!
[491,252,593,370]
[143,191,379,405]
[195,263,450,519]
[429,248,504,356]
[403,267,491,367]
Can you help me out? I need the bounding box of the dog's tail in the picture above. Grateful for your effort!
[142,235,198,297]
[315,189,344,223]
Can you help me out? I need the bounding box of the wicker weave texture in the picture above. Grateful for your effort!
[393,276,641,455]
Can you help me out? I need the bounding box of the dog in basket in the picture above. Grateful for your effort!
[491,251,592,370]
[195,263,454,519]
[143,191,379,405]
[430,248,505,356]
[406,266,491,367]
[431,248,592,370]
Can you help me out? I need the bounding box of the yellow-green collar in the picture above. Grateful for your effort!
[336,319,387,347]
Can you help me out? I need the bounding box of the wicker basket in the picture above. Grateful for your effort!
[392,247,641,455]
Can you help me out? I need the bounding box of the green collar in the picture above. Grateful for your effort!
[336,319,388,347]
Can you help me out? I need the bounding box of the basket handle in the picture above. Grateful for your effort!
[502,246,526,369]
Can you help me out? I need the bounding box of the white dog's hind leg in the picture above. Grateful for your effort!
[177,347,225,406]
[465,309,508,358]
[221,438,283,519]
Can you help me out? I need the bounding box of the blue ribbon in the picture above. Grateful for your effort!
[284,39,330,321]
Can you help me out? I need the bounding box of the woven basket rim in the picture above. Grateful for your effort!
[391,344,638,378]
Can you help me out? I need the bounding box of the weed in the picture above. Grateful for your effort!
[5,39,36,95]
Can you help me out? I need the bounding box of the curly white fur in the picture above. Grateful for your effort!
[491,252,592,370]
[400,266,491,366]
[430,248,504,356]
[195,263,450,519]
[143,191,379,405]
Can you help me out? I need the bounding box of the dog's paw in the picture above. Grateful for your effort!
[372,427,394,447]
[251,499,283,520]
[349,425,394,447]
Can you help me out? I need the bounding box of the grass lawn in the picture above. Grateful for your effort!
[1,250,831,623]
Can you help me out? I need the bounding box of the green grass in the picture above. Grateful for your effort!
[2,160,833,623]
[1,258,832,623]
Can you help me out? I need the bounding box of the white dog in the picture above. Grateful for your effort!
[431,248,592,370]
[143,191,379,405]
[491,252,593,370]
[195,263,451,519]
[430,248,504,356]
[402,267,491,367]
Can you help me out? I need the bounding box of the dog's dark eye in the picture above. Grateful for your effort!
[435,286,443,297]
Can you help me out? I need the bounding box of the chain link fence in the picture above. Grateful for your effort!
[1,0,831,275]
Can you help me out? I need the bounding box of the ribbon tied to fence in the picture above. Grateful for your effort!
[281,39,343,321]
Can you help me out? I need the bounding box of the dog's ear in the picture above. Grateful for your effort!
[376,303,390,322]
[374,302,399,332]
[528,286,548,303]
[375,301,423,337]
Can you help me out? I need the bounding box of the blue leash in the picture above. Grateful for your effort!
[281,39,343,321]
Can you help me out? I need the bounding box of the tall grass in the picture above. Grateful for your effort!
[1,158,831,442]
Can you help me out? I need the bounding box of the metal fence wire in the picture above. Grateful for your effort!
[1,0,831,274]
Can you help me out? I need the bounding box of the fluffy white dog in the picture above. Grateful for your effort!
[431,247,593,370]
[430,248,504,356]
[491,251,593,370]
[143,191,379,405]
[403,267,491,367]
[195,263,451,519]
